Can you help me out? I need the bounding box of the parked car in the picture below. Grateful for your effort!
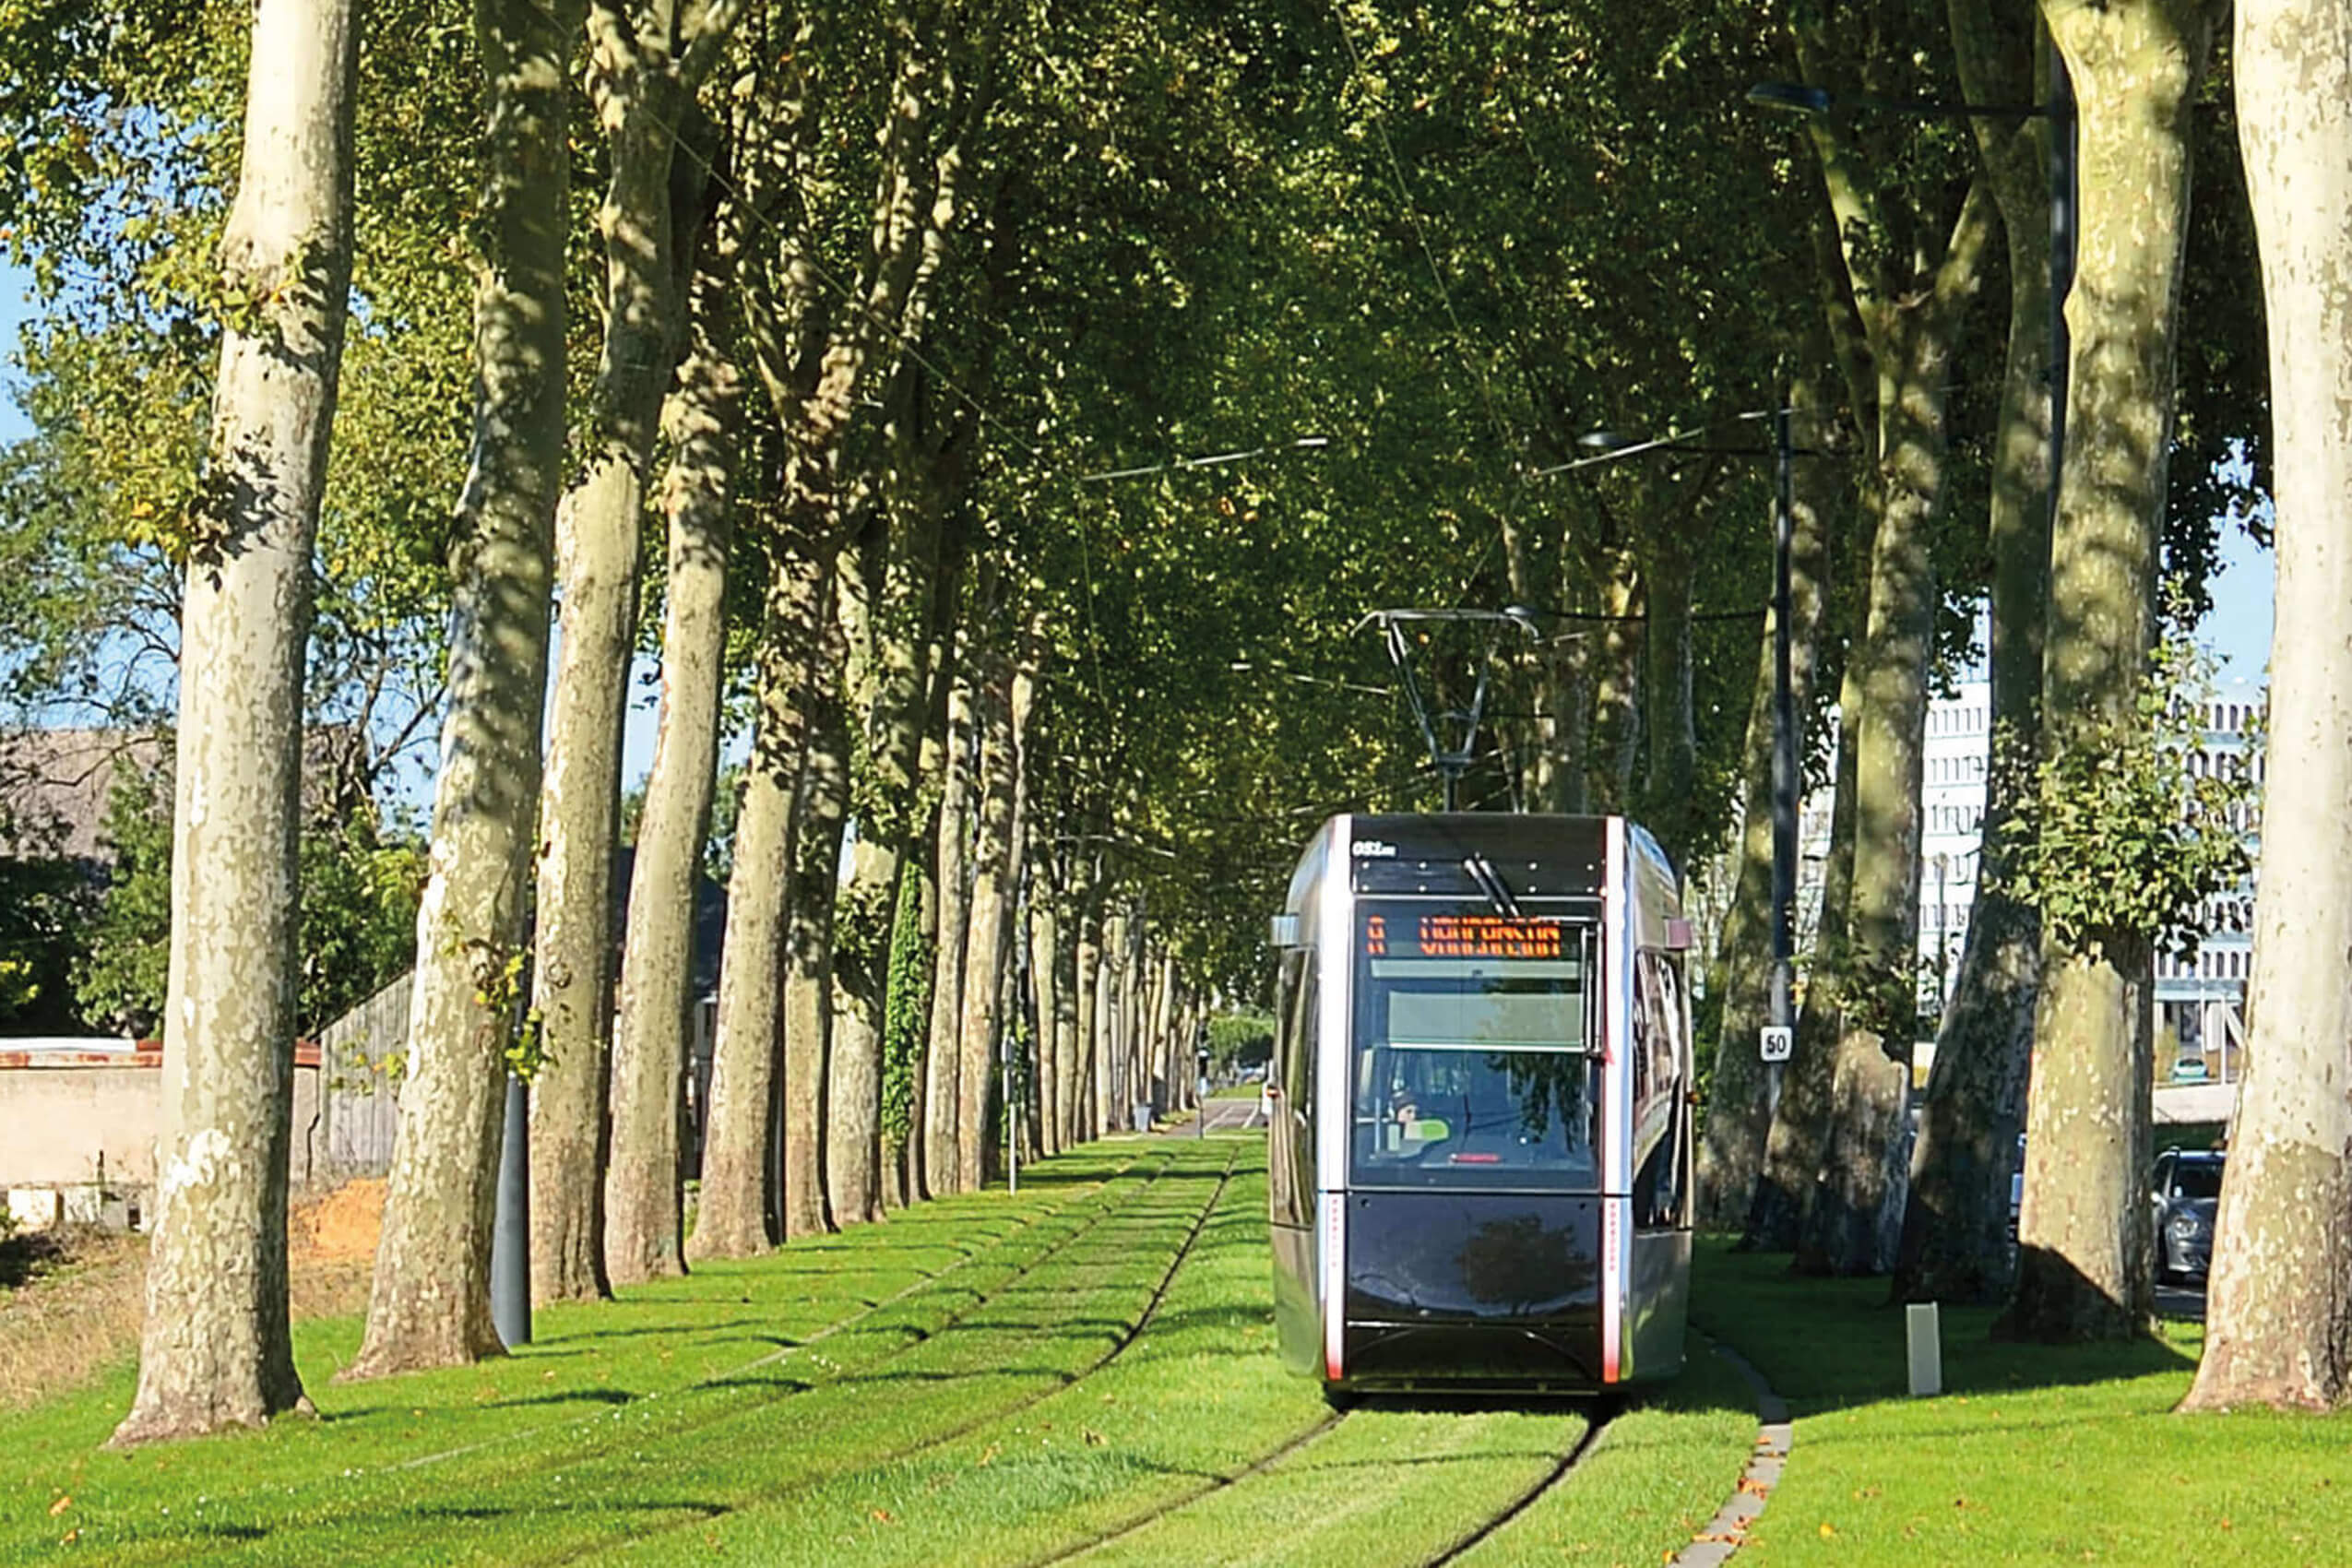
[2169,1054,2211,1083]
[2151,1148,2225,1285]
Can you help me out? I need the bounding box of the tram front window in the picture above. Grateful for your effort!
[1351,907,1598,1188]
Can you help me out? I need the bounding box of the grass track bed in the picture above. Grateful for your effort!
[1451,1342,1754,1566]
[1,1146,1182,1563]
[4,1146,1762,1568]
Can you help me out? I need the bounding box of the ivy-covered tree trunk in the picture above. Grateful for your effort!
[2002,0,2218,1344]
[1695,372,1836,1231]
[349,0,577,1381]
[1894,0,2055,1303]
[111,0,357,1445]
[2184,0,2352,1407]
[783,598,850,1239]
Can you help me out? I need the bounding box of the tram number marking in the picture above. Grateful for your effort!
[1759,1025,1794,1063]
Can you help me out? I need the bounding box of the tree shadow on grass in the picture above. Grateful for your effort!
[1691,1239,2195,1420]
[0,1228,72,1289]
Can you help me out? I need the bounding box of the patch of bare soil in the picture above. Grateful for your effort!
[0,1182,381,1409]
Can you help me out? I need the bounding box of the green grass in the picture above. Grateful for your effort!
[1691,1241,2352,1564]
[3,1145,1764,1566]
[1206,1083,1265,1100]
[1455,1343,1756,1567]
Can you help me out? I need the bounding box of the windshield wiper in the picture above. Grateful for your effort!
[1462,851,1523,919]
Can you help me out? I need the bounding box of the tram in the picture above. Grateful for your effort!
[1266,813,1694,1397]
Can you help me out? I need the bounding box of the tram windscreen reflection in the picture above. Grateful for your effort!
[1350,911,1599,1188]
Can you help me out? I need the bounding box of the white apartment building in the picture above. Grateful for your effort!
[1793,675,2262,1066]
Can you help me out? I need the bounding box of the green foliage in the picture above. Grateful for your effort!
[1205,1007,1275,1074]
[0,850,98,1029]
[2002,632,2256,960]
[70,765,173,1037]
[880,859,932,1153]
[71,753,427,1039]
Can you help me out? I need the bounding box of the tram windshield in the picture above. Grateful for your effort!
[1350,905,1599,1189]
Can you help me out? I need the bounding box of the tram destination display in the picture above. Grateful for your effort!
[1361,912,1566,960]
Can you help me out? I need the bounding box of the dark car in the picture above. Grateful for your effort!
[2151,1149,2225,1284]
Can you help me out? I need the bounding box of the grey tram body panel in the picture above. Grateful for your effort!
[1268,813,1695,1396]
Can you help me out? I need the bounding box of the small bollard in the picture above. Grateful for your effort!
[1905,1301,1942,1397]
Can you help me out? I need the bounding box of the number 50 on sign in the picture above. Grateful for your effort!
[1759,1025,1793,1063]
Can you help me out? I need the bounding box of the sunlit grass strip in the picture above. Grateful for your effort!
[1451,1342,1756,1566]
[603,1167,1330,1566]
[1689,1241,2352,1564]
[0,1144,1175,1564]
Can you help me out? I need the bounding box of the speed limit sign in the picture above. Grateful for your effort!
[1759,1025,1793,1063]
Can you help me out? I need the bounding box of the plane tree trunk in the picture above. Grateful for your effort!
[956,627,1037,1189]
[2184,0,2352,1407]
[1695,368,1838,1231]
[1893,0,2056,1303]
[111,0,357,1445]
[348,0,577,1381]
[2002,0,2219,1343]
[542,0,742,1297]
[784,600,851,1237]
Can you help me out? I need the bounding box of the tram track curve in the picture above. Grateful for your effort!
[143,1149,1181,1568]
[540,1139,1249,1567]
[1022,1405,1356,1567]
[1420,1401,1615,1566]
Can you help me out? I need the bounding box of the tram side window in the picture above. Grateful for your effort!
[1630,950,1689,1229]
[1279,952,1318,1227]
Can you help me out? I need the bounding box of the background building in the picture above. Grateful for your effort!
[1787,676,2262,1078]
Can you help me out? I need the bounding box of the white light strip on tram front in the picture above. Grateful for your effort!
[1600,816,1628,1384]
[1319,814,1354,1384]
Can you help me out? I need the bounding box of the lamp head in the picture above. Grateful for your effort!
[1576,429,1633,453]
[1747,80,1834,116]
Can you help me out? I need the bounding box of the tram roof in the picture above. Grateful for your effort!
[1342,813,1612,899]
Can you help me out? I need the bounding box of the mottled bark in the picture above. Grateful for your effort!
[542,0,739,1300]
[1030,894,1062,1155]
[1892,0,2056,1303]
[1054,873,1087,1148]
[2181,0,2352,1408]
[1078,896,1108,1138]
[1796,224,1990,1275]
[1695,373,1837,1232]
[784,607,850,1238]
[1747,481,1881,1253]
[349,0,576,1381]
[1586,550,1644,814]
[955,635,1034,1189]
[111,0,356,1444]
[694,536,827,1255]
[2003,0,2217,1343]
[1640,529,1697,873]
[921,656,976,1192]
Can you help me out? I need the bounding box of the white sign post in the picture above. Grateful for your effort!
[1759,1025,1793,1063]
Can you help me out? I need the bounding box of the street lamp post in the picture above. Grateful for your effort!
[1563,398,1808,1048]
